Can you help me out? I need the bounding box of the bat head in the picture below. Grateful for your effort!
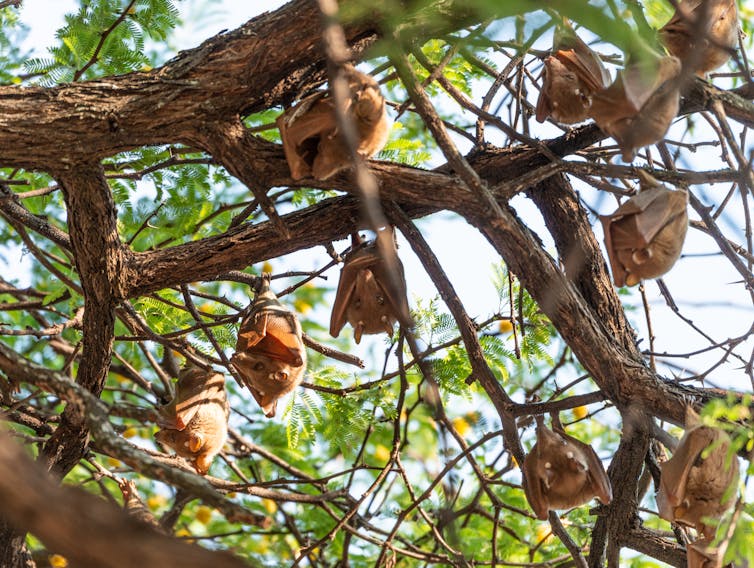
[230,350,306,417]
[232,274,307,417]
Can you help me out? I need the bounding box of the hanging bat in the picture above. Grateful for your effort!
[656,406,739,539]
[590,55,681,161]
[522,415,613,520]
[600,170,688,287]
[660,0,739,77]
[329,228,410,344]
[230,273,307,418]
[535,20,611,124]
[276,64,389,181]
[154,365,229,475]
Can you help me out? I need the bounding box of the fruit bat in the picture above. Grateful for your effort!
[660,0,739,77]
[522,416,613,520]
[600,171,688,287]
[154,365,229,475]
[276,64,389,181]
[231,274,307,418]
[590,55,681,161]
[657,406,739,539]
[329,228,410,344]
[535,20,611,124]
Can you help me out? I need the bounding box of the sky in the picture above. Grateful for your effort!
[9,0,754,393]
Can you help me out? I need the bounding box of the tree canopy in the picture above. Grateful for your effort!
[0,0,753,566]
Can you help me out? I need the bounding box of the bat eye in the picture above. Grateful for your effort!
[376,295,385,305]
[253,362,265,371]
[275,371,288,381]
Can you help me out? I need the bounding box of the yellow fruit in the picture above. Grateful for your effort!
[511,454,518,468]
[262,498,278,514]
[196,506,213,525]
[106,457,122,469]
[175,528,191,538]
[498,320,514,334]
[122,427,138,439]
[374,444,391,463]
[572,406,588,420]
[535,523,552,543]
[147,495,166,510]
[262,261,273,274]
[226,492,237,499]
[293,299,312,314]
[452,417,471,437]
[49,554,68,568]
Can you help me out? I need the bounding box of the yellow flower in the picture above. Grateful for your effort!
[261,261,273,274]
[374,444,391,463]
[147,495,166,510]
[196,506,213,525]
[106,457,122,469]
[535,523,552,544]
[262,498,278,514]
[122,427,138,439]
[293,299,312,314]
[175,528,191,538]
[498,320,514,334]
[572,406,588,420]
[452,417,471,437]
[49,555,68,567]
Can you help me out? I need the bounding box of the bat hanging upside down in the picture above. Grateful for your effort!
[589,54,682,162]
[231,273,307,418]
[657,406,739,537]
[329,228,410,344]
[660,0,739,78]
[535,18,611,124]
[154,364,229,475]
[276,64,390,180]
[523,415,613,520]
[600,170,688,287]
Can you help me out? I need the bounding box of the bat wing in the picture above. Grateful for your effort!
[600,214,629,287]
[277,95,336,180]
[522,448,550,520]
[562,432,613,504]
[660,426,718,507]
[370,252,410,325]
[329,252,374,338]
[535,75,552,124]
[551,23,610,94]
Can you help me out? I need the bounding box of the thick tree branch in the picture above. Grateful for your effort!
[0,431,251,568]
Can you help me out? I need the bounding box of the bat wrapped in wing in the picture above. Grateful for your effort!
[657,406,739,539]
[276,64,389,180]
[231,273,307,418]
[523,415,613,520]
[329,229,410,344]
[535,19,611,124]
[154,364,229,475]
[660,0,739,77]
[600,171,688,287]
[589,55,681,162]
